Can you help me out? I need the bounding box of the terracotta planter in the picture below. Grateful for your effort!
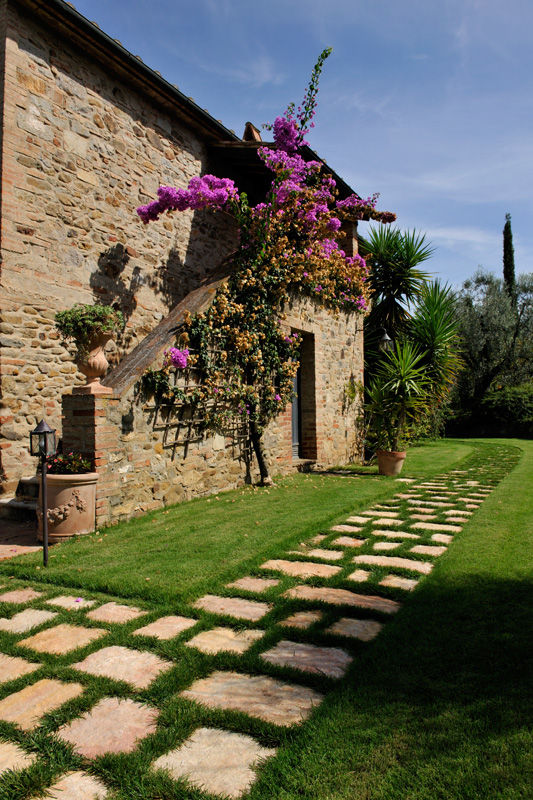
[376,449,407,476]
[73,331,113,395]
[37,472,98,543]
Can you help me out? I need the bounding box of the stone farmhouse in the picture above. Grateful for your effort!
[0,0,365,526]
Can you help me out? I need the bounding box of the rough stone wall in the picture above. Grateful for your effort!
[62,295,364,527]
[0,2,236,491]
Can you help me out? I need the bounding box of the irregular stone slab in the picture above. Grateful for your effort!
[455,497,481,504]
[362,510,399,518]
[465,504,480,510]
[395,493,418,499]
[446,517,470,524]
[46,596,96,611]
[193,595,271,622]
[181,671,323,726]
[410,545,447,557]
[0,679,83,730]
[134,615,197,640]
[331,524,363,533]
[427,495,454,501]
[0,609,57,634]
[379,574,419,591]
[346,516,370,525]
[444,509,472,516]
[305,548,344,561]
[410,513,437,521]
[374,503,400,509]
[373,541,401,551]
[431,533,453,544]
[281,610,323,629]
[326,617,383,641]
[465,480,479,486]
[352,555,433,575]
[0,588,42,604]
[284,585,401,614]
[86,602,146,624]
[18,624,107,655]
[186,627,263,655]
[260,560,341,579]
[261,640,352,679]
[41,770,108,799]
[153,726,276,799]
[0,740,36,775]
[226,577,280,593]
[58,697,158,758]
[411,522,462,533]
[310,534,326,544]
[372,529,419,539]
[407,500,454,508]
[333,536,367,547]
[0,652,40,683]
[371,518,403,527]
[346,569,370,582]
[73,646,172,689]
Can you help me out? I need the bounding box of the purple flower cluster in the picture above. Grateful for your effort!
[273,116,306,154]
[137,176,239,224]
[163,347,189,369]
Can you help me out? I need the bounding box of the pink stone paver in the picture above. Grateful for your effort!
[0,608,57,634]
[373,541,402,551]
[310,534,327,544]
[226,577,280,593]
[193,595,271,622]
[446,517,470,524]
[186,627,264,655]
[0,652,40,683]
[465,504,480,510]
[362,510,400,518]
[444,509,472,516]
[372,529,419,539]
[331,524,363,533]
[379,575,419,591]
[410,544,447,557]
[431,533,454,544]
[371,518,403,527]
[346,569,370,583]
[410,513,437,521]
[18,623,107,655]
[333,536,367,548]
[260,559,341,579]
[181,670,323,726]
[153,727,276,799]
[410,522,462,533]
[261,640,352,679]
[284,585,401,614]
[58,697,158,758]
[46,596,96,611]
[0,679,83,730]
[0,740,37,775]
[326,617,383,641]
[86,602,147,624]
[305,548,344,561]
[133,615,197,640]
[281,610,323,629]
[39,770,109,799]
[346,516,371,525]
[352,555,433,575]
[407,500,454,508]
[73,645,172,689]
[0,588,42,604]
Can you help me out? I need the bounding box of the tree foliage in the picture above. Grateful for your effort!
[503,213,516,306]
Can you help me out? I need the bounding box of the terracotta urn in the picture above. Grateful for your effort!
[73,331,113,395]
[37,472,98,543]
[376,449,407,476]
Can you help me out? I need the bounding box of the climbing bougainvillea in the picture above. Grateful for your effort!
[138,48,395,482]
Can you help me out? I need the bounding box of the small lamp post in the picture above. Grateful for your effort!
[379,328,393,352]
[30,420,56,567]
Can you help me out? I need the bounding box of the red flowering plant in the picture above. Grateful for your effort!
[46,452,92,474]
[138,49,395,483]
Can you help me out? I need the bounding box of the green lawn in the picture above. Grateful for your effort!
[0,438,530,800]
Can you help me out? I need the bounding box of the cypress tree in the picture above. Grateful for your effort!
[503,213,516,306]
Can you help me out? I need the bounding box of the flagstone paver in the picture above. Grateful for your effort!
[18,623,107,655]
[310,534,327,544]
[133,615,197,640]
[0,740,37,775]
[372,529,419,539]
[457,497,481,504]
[0,679,83,730]
[395,478,415,483]
[281,610,323,629]
[431,533,453,544]
[332,535,367,547]
[407,499,454,508]
[345,516,371,525]
[446,517,470,524]
[331,523,363,533]
[0,652,41,683]
[193,595,272,621]
[352,555,433,575]
[86,602,146,624]
[73,645,172,689]
[379,575,419,591]
[260,559,341,579]
[346,569,370,582]
[326,617,383,641]
[153,727,276,799]
[38,770,109,799]
[362,510,399,518]
[373,541,402,551]
[58,697,158,758]
[186,627,264,655]
[261,640,352,679]
[226,577,280,593]
[181,671,323,726]
[411,522,462,533]
[46,596,96,611]
[444,509,472,516]
[0,588,42,604]
[0,608,57,634]
[284,585,401,614]
[371,518,403,527]
[410,544,447,557]
[305,548,344,561]
[409,513,437,520]
[465,504,480,510]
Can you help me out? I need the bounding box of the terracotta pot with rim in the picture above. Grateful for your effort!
[37,472,98,542]
[73,331,113,395]
[376,449,407,476]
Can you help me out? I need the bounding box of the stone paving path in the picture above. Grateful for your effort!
[0,448,516,798]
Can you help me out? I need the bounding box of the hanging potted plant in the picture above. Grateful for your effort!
[55,304,124,395]
[37,452,98,543]
[366,341,429,475]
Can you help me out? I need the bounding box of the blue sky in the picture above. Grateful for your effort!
[72,0,532,286]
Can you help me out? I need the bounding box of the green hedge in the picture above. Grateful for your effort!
[447,383,533,438]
